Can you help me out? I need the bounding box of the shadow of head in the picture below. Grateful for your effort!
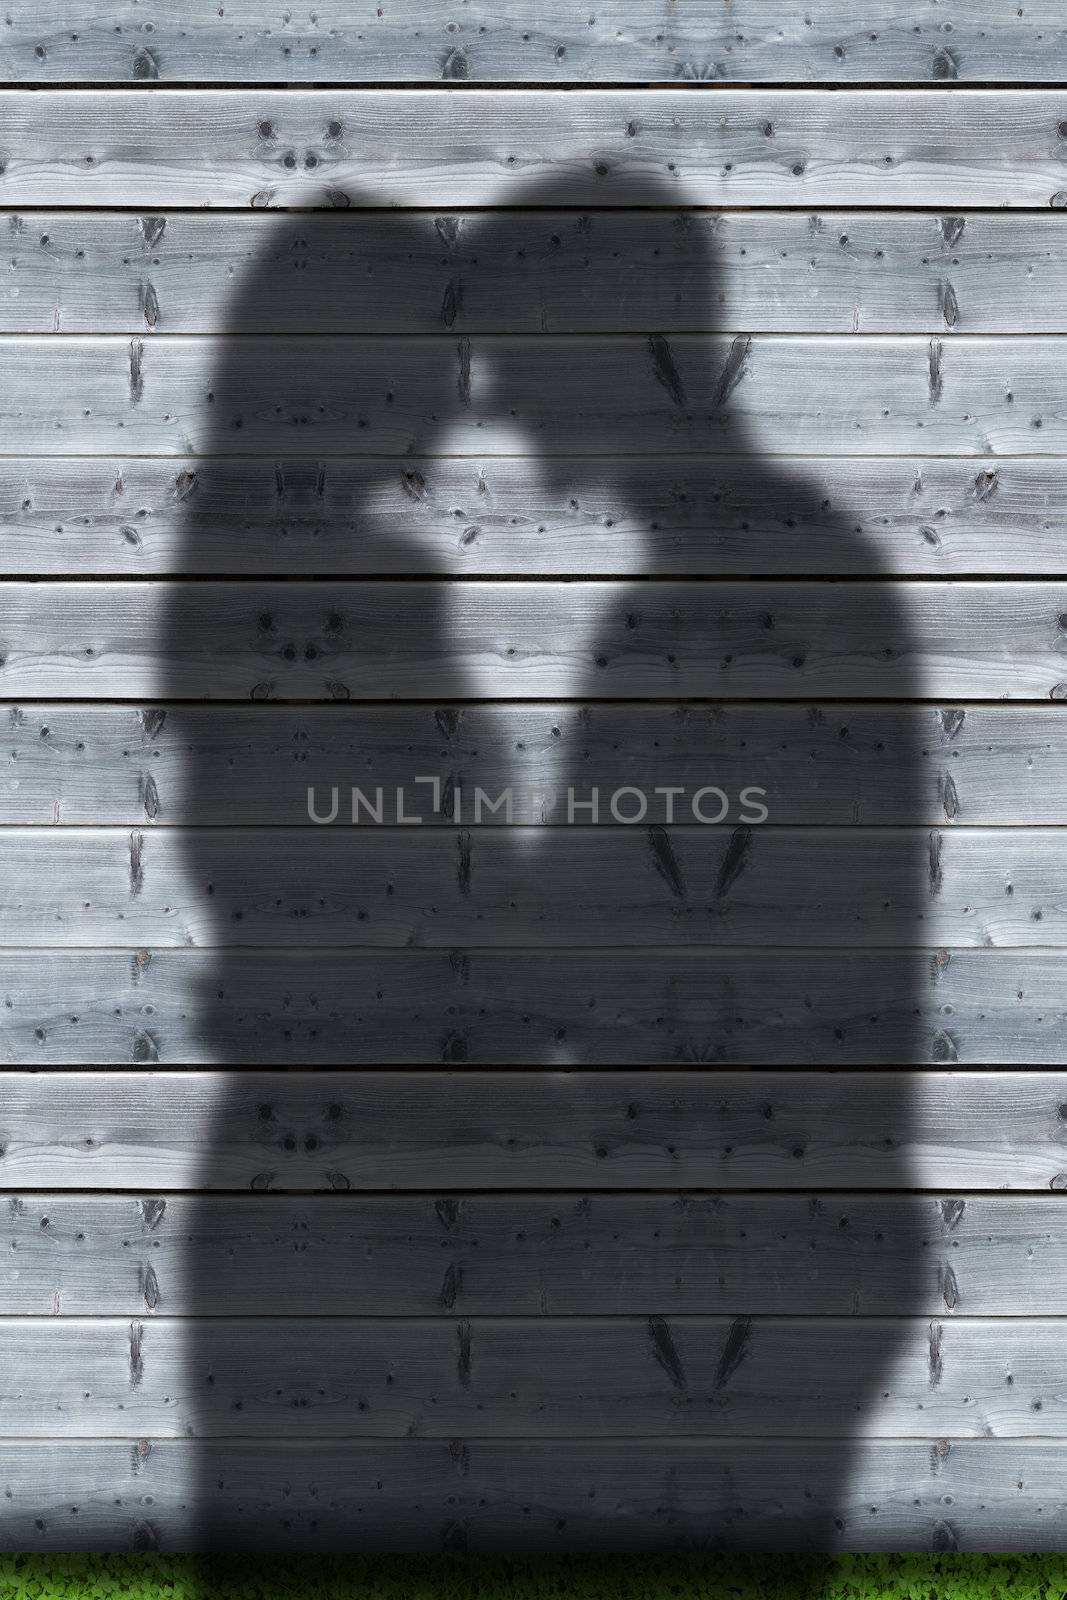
[183,172,742,569]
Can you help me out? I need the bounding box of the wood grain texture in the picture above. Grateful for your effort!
[6,457,1067,578]
[9,211,1067,336]
[5,22,1067,1552]
[6,580,1067,700]
[0,1316,1059,1439]
[3,91,1067,207]
[0,1192,1048,1316]
[13,823,1067,949]
[1,701,1058,827]
[3,1070,1067,1190]
[0,945,1063,1067]
[8,334,1067,458]
[8,3,1067,84]
[0,1437,1065,1550]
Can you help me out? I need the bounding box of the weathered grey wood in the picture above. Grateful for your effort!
[0,1437,1063,1550]
[3,92,1067,208]
[0,946,1063,1066]
[6,824,1067,948]
[4,1070,1067,1191]
[6,20,1067,1566]
[8,335,1067,458]
[0,1316,1058,1440]
[10,212,1067,336]
[7,580,1067,699]
[0,1193,1052,1316]
[9,3,1067,84]
[7,457,1067,578]
[2,702,1064,827]
[4,58,1067,1559]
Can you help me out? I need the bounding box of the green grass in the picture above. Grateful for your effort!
[0,1555,1063,1600]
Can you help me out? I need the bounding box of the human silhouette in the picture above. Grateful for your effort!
[164,176,922,1548]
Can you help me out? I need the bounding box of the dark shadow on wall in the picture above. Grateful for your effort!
[166,177,922,1550]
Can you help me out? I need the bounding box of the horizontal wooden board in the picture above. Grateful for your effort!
[5,92,1067,208]
[6,824,1067,948]
[8,580,1067,700]
[0,1316,1060,1440]
[7,335,1067,459]
[4,1070,1067,1191]
[1,702,1064,827]
[0,1437,1063,1550]
[10,212,1067,336]
[8,457,1067,578]
[0,1192,1052,1316]
[8,3,1067,84]
[2,946,1065,1066]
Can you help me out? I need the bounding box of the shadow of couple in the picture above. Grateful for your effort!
[160,173,922,1550]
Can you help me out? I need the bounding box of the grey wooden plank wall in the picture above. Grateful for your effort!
[4,3,1067,1554]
